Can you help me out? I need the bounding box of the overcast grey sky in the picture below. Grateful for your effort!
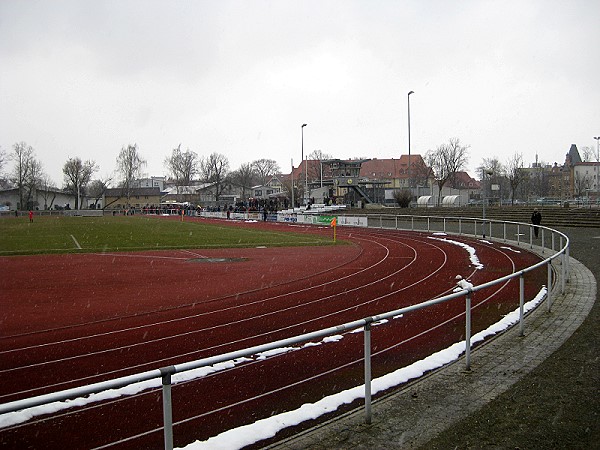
[1,0,599,186]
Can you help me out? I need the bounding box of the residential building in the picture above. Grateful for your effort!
[572,163,600,199]
[103,187,162,210]
[136,177,166,191]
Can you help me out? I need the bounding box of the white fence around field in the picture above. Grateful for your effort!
[0,214,570,450]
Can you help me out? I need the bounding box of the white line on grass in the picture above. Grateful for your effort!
[70,235,82,249]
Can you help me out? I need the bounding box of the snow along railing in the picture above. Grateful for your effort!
[0,215,570,450]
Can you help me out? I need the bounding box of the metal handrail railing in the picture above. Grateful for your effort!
[0,215,570,450]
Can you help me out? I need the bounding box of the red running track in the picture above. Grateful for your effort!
[0,218,546,449]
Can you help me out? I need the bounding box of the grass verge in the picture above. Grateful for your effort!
[0,215,334,255]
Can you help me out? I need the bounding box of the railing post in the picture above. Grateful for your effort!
[519,274,525,337]
[443,217,447,233]
[566,246,570,281]
[561,251,566,294]
[379,215,383,229]
[541,228,545,254]
[465,292,472,371]
[364,319,373,424]
[427,217,430,231]
[547,261,553,312]
[459,218,462,235]
[161,367,175,450]
[529,226,533,249]
[517,224,521,246]
[411,216,414,231]
[503,222,507,241]
[395,215,398,230]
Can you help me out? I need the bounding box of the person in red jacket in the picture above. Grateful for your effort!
[29,210,33,223]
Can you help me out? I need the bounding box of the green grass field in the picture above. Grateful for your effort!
[0,215,334,255]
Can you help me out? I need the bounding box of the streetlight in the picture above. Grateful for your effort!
[594,136,600,203]
[301,123,307,205]
[482,168,493,238]
[407,91,414,199]
[291,158,294,209]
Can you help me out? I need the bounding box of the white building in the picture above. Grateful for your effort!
[0,187,77,210]
[572,162,600,199]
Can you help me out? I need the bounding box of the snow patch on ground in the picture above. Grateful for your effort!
[428,235,484,269]
[180,287,547,450]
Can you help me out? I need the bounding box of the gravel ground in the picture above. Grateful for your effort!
[422,226,599,450]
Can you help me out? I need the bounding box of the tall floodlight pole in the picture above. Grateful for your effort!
[291,158,295,208]
[482,168,493,238]
[594,136,600,201]
[407,91,414,202]
[302,123,307,205]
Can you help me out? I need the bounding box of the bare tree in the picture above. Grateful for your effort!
[307,150,332,184]
[63,157,98,209]
[88,177,112,209]
[505,153,525,204]
[529,160,551,199]
[200,153,230,201]
[478,157,506,203]
[279,175,297,208]
[251,158,280,186]
[39,174,57,210]
[0,146,6,173]
[580,146,596,163]
[425,138,469,206]
[24,159,43,210]
[10,142,42,210]
[410,156,433,189]
[573,172,590,198]
[229,162,257,201]
[165,144,199,196]
[116,144,146,205]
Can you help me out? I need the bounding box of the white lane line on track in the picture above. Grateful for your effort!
[0,235,442,387]
[180,249,208,258]
[70,235,82,249]
[0,235,403,385]
[1,242,365,343]
[97,253,189,260]
[1,232,524,431]
[0,236,394,371]
[4,231,516,401]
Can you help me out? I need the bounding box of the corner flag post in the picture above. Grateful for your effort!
[330,217,337,242]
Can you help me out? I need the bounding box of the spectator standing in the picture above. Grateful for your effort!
[29,210,33,223]
[531,208,542,238]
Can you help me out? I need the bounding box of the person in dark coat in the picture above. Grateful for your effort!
[531,208,542,238]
